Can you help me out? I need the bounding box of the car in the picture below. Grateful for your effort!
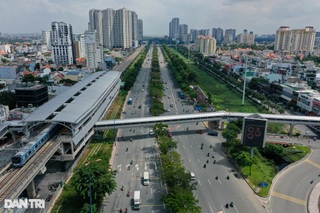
[149,129,154,135]
[190,172,196,180]
[170,103,174,107]
[168,96,171,99]
[138,105,142,109]
[208,131,218,136]
[168,133,173,138]
[166,109,170,112]
[196,130,204,134]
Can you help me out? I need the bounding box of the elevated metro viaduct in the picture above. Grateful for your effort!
[0,71,122,208]
[94,111,320,135]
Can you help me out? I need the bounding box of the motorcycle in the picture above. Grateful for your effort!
[121,186,124,191]
[127,191,130,197]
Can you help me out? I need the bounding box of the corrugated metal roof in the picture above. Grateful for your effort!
[24,71,120,124]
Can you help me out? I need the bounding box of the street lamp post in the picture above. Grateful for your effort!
[241,56,248,106]
[85,159,102,213]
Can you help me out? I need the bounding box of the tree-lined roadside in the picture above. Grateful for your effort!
[153,123,201,213]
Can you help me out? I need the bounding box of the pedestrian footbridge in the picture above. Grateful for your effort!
[94,112,320,130]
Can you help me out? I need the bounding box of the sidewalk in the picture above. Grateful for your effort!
[308,182,320,213]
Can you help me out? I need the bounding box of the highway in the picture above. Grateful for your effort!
[102,46,166,213]
[157,46,266,213]
[101,44,320,213]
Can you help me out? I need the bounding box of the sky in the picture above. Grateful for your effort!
[1,0,320,36]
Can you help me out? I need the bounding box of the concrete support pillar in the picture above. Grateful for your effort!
[220,121,225,131]
[289,124,294,136]
[26,180,36,198]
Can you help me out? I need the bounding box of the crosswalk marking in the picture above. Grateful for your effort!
[271,191,306,206]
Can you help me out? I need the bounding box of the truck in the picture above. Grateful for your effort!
[133,191,141,210]
[127,98,132,105]
[179,92,185,99]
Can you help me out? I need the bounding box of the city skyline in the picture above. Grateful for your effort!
[1,0,320,35]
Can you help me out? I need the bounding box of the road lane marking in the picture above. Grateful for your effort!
[208,179,212,185]
[218,179,222,185]
[209,205,214,213]
[198,180,201,186]
[221,205,225,213]
[183,145,185,149]
[271,191,306,206]
[189,158,191,163]
[197,159,200,163]
[305,159,320,169]
[191,145,193,149]
[234,205,240,213]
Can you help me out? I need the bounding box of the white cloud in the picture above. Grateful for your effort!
[0,0,320,35]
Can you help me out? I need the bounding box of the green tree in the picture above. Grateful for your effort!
[162,185,201,213]
[80,203,98,213]
[153,123,169,138]
[71,163,116,203]
[22,74,36,82]
[0,91,16,109]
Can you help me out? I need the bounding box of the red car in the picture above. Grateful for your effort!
[196,130,204,134]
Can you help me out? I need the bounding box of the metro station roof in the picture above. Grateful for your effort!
[24,71,120,124]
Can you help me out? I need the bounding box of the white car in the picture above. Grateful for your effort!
[149,129,154,135]
[166,109,170,112]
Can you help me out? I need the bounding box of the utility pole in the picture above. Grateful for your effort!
[242,56,248,105]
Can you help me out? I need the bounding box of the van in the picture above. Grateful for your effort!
[190,172,196,180]
[143,171,150,185]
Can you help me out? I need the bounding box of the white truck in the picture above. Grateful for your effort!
[134,191,141,210]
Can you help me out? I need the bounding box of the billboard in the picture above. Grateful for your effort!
[242,117,267,148]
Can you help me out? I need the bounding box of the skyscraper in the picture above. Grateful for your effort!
[212,28,224,42]
[88,9,103,46]
[236,29,255,45]
[138,19,143,41]
[85,31,103,69]
[90,7,139,49]
[224,29,236,43]
[114,8,133,49]
[169,17,180,41]
[51,21,75,65]
[190,29,199,43]
[199,29,210,36]
[179,24,188,43]
[131,11,139,46]
[195,35,216,55]
[41,30,51,50]
[102,8,114,49]
[275,26,316,53]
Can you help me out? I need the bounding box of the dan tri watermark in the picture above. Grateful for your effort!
[4,199,45,209]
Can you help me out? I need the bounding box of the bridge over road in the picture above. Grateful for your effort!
[94,111,320,135]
